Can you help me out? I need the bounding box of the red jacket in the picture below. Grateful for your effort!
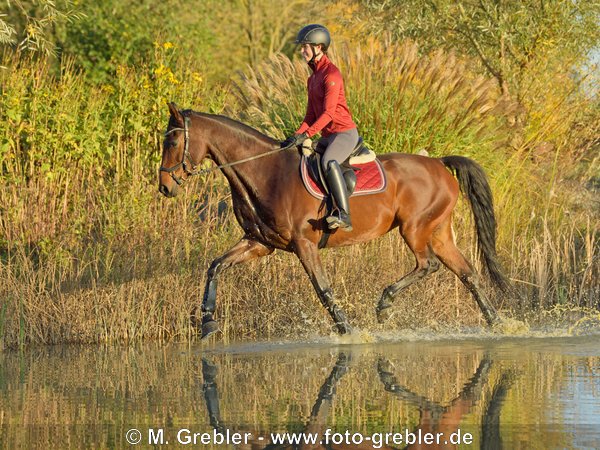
[296,54,356,138]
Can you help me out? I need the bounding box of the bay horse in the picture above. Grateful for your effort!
[158,102,509,338]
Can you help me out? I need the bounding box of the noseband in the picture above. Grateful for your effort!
[159,116,199,186]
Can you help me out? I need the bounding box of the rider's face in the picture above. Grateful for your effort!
[300,43,322,62]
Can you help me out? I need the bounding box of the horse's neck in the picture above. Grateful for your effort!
[201,115,292,201]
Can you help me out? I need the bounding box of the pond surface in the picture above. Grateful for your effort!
[1,335,600,449]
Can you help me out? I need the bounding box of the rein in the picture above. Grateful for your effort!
[159,116,295,186]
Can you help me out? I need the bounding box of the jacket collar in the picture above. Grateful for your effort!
[308,53,330,72]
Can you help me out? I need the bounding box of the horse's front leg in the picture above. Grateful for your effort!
[294,239,352,335]
[198,237,274,338]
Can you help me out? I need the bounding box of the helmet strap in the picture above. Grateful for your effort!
[308,44,321,65]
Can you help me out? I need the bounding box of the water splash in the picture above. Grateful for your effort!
[492,316,530,335]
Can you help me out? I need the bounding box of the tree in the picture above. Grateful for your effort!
[352,0,600,99]
[208,0,321,74]
[0,0,83,55]
[53,0,217,84]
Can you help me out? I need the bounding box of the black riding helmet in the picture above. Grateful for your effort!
[295,24,331,54]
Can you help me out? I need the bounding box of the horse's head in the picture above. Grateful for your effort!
[158,102,207,197]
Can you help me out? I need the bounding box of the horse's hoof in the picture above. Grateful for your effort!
[201,358,218,379]
[201,320,220,339]
[376,305,392,324]
[336,322,354,335]
[377,358,395,375]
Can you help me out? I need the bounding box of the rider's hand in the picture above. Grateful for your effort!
[281,132,308,148]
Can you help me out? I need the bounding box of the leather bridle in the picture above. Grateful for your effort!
[159,116,198,186]
[159,114,298,186]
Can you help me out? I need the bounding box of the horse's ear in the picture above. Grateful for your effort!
[168,102,184,125]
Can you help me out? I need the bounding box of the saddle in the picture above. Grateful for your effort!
[300,137,387,199]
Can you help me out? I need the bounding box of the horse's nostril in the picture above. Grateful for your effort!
[159,184,169,196]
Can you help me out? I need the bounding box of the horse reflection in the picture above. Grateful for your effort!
[201,353,515,450]
[202,353,360,449]
[377,355,515,449]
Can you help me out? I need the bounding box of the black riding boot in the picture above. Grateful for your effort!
[325,160,353,231]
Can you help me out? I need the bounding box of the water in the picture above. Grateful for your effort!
[1,335,600,449]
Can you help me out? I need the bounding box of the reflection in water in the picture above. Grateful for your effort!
[201,353,514,449]
[377,355,500,450]
[203,353,353,449]
[0,337,600,449]
[480,371,515,450]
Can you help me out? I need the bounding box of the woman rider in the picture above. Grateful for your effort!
[281,24,358,232]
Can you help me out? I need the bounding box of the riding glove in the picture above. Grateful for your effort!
[281,132,308,148]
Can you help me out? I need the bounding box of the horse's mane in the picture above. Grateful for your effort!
[186,110,278,146]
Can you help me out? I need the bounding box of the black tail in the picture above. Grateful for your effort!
[441,156,510,292]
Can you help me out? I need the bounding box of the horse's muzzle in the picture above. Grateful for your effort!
[159,183,177,198]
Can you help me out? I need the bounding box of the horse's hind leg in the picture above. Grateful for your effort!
[197,237,274,338]
[376,227,441,323]
[430,219,499,326]
[294,238,352,334]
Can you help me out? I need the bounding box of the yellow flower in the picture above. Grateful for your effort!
[154,41,175,50]
[153,64,179,84]
[192,72,203,83]
[101,84,115,94]
[168,72,180,85]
